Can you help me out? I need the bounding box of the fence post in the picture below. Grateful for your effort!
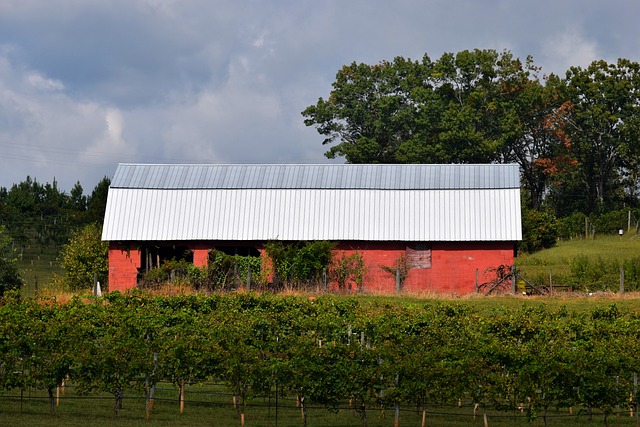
[620,266,625,294]
[475,268,479,293]
[634,373,638,426]
[585,217,589,239]
[323,269,328,292]
[549,270,553,294]
[511,265,516,294]
[396,267,401,293]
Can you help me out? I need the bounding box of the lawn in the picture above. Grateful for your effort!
[1,383,636,427]
[17,243,63,297]
[515,232,640,291]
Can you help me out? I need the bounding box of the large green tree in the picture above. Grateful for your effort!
[302,50,571,209]
[561,59,640,213]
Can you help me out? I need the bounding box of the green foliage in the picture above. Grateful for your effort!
[379,255,409,288]
[265,241,335,288]
[520,208,558,253]
[305,52,640,217]
[2,294,640,422]
[330,251,367,292]
[0,225,22,296]
[205,249,261,290]
[59,223,108,291]
[556,211,588,239]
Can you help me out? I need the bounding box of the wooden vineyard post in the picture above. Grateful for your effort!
[511,265,516,294]
[585,217,589,239]
[323,270,328,292]
[620,267,625,294]
[475,268,479,293]
[421,406,426,427]
[246,268,251,291]
[179,379,185,414]
[394,373,400,427]
[396,267,401,293]
[635,373,638,427]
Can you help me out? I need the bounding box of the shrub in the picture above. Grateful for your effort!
[331,251,367,292]
[205,249,261,291]
[59,223,108,291]
[520,208,558,253]
[264,241,335,288]
[138,259,206,290]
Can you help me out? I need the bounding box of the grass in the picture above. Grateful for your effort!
[515,231,640,292]
[17,243,63,297]
[516,232,640,276]
[1,383,637,427]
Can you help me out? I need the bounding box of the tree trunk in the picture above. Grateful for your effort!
[48,387,55,414]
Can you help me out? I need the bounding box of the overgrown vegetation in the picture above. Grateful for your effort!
[264,241,335,289]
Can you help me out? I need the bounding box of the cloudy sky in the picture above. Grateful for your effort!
[0,0,638,192]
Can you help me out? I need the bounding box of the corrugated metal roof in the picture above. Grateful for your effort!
[102,188,522,242]
[110,163,520,190]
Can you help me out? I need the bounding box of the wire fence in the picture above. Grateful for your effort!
[2,381,639,426]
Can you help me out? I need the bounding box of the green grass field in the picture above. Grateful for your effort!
[515,231,640,291]
[17,243,63,297]
[517,231,640,274]
[1,382,636,427]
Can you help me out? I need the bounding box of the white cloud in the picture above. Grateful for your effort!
[26,72,64,91]
[542,29,600,73]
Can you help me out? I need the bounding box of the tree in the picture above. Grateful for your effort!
[303,49,548,167]
[87,176,110,223]
[59,223,108,291]
[563,59,640,213]
[70,181,87,212]
[0,225,22,296]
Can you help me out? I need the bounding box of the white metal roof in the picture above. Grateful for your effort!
[102,164,522,242]
[110,163,520,190]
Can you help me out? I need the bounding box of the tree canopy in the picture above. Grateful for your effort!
[303,50,640,217]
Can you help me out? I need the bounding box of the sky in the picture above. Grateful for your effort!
[0,0,639,193]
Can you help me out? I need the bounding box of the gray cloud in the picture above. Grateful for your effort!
[0,0,638,191]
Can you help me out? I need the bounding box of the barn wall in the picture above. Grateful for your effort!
[334,241,515,294]
[107,240,515,294]
[108,243,142,293]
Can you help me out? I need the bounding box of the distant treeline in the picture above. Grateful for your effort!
[0,176,110,248]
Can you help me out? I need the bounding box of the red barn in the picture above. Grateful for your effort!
[101,163,521,294]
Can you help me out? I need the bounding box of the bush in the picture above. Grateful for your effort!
[59,223,108,291]
[265,241,335,288]
[556,212,588,239]
[568,255,620,292]
[520,208,558,253]
[331,251,367,292]
[205,250,261,291]
[138,259,206,290]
